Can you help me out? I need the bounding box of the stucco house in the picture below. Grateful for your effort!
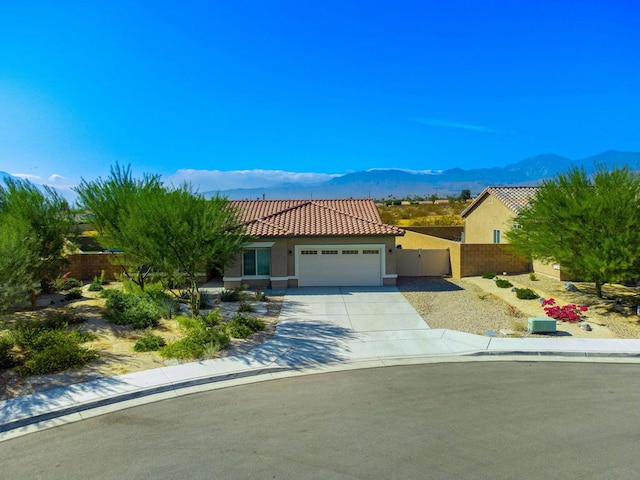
[461,186,568,279]
[223,199,405,289]
[461,186,538,244]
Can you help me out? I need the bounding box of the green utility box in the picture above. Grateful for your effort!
[528,317,557,333]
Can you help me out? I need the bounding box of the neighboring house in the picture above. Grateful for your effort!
[223,199,405,289]
[461,186,568,279]
[461,186,538,244]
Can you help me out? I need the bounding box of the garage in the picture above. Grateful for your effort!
[297,246,382,287]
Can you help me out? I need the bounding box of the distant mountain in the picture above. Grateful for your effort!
[208,150,640,200]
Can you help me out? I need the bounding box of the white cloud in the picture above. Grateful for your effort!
[166,169,342,192]
[414,117,501,133]
[366,168,442,175]
[10,173,42,182]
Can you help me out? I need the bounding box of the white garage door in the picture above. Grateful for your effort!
[297,247,382,286]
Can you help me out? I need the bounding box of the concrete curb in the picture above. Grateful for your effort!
[3,349,640,442]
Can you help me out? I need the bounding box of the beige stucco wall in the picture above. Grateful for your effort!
[463,194,515,244]
[224,236,399,289]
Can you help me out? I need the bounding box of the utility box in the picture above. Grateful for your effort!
[528,317,557,333]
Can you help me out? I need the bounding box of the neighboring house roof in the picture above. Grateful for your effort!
[231,199,405,237]
[461,186,539,217]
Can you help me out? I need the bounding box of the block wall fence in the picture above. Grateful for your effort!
[66,253,125,281]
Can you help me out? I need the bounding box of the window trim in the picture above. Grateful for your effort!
[243,247,271,277]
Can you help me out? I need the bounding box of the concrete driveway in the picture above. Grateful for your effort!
[248,286,480,366]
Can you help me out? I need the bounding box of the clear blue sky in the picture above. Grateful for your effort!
[1,1,639,194]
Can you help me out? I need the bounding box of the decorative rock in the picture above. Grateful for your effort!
[564,282,578,292]
[579,322,592,331]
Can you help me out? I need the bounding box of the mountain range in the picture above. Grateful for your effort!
[208,150,640,200]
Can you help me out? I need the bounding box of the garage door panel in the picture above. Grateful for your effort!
[298,247,381,286]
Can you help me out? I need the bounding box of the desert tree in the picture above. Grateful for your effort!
[121,183,246,315]
[0,216,39,312]
[74,164,162,289]
[0,177,74,297]
[506,166,640,298]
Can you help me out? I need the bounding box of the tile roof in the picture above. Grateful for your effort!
[231,199,404,237]
[461,186,539,217]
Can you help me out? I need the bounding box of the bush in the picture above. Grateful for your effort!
[482,272,497,279]
[133,334,166,352]
[55,275,82,291]
[104,291,161,329]
[254,291,268,302]
[201,309,222,328]
[159,327,230,360]
[515,288,539,300]
[238,301,255,313]
[219,289,242,302]
[155,295,181,319]
[88,276,104,291]
[529,272,538,281]
[10,325,97,376]
[175,314,201,330]
[44,311,86,329]
[19,336,98,376]
[199,292,215,310]
[495,279,513,288]
[64,288,83,300]
[225,313,265,339]
[0,336,15,369]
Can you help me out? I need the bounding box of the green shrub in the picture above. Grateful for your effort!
[225,313,265,339]
[219,288,242,302]
[155,295,181,319]
[201,309,222,328]
[55,275,82,291]
[19,337,98,376]
[159,327,230,360]
[254,291,268,302]
[482,272,497,279]
[64,288,83,300]
[238,301,255,313]
[133,334,166,352]
[199,292,215,309]
[0,336,15,369]
[495,279,513,288]
[515,288,539,300]
[104,291,160,329]
[88,276,104,291]
[175,314,201,330]
[44,311,86,329]
[529,272,538,281]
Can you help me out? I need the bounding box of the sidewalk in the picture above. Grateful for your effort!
[2,287,640,442]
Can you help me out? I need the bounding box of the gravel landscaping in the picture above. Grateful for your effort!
[398,274,640,339]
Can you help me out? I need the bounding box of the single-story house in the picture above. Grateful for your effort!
[223,199,405,289]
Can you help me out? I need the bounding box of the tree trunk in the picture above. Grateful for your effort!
[595,281,603,299]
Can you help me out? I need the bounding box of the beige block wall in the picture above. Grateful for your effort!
[464,194,515,244]
[397,231,530,279]
[459,244,530,277]
[66,253,125,281]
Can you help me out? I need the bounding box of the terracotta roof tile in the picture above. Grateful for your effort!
[461,186,539,217]
[231,199,404,237]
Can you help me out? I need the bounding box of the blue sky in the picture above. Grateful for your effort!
[1,1,639,194]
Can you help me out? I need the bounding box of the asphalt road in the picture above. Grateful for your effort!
[2,362,640,479]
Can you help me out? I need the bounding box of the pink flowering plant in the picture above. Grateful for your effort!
[541,298,588,323]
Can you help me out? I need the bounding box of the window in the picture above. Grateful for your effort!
[321,250,338,255]
[301,250,317,255]
[342,250,358,255]
[243,248,270,276]
[363,249,379,255]
[493,229,501,244]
